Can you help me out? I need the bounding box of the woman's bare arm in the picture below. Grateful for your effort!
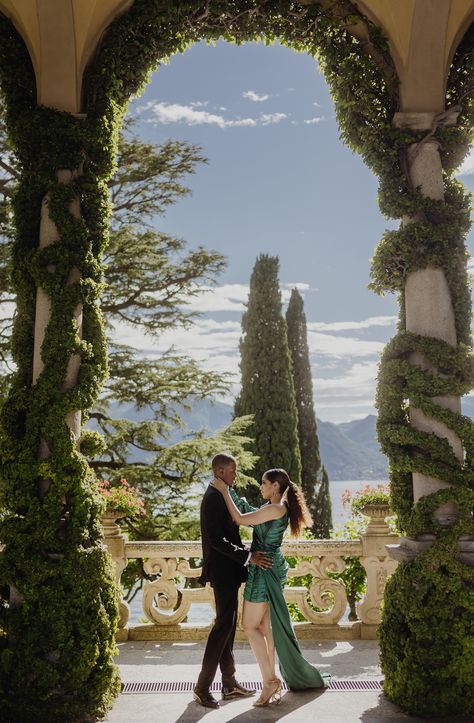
[212,481,286,526]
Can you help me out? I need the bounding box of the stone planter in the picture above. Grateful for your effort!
[101,509,127,538]
[360,503,391,535]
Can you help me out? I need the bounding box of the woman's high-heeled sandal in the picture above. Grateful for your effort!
[253,678,282,707]
[270,677,282,705]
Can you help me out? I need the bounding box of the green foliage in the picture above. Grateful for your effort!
[380,548,474,717]
[109,118,208,227]
[331,517,367,621]
[234,255,301,503]
[286,288,331,537]
[0,0,472,718]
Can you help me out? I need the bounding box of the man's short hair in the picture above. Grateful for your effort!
[212,453,237,473]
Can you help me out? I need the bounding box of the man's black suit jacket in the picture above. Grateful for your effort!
[198,484,249,587]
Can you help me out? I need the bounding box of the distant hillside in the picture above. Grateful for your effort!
[317,415,388,480]
[168,399,233,442]
[91,396,474,481]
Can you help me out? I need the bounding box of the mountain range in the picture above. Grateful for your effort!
[98,396,474,481]
[166,396,474,481]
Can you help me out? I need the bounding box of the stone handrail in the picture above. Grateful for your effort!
[102,505,398,642]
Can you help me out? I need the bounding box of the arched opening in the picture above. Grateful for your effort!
[124,38,398,421]
[0,3,472,720]
[106,35,398,631]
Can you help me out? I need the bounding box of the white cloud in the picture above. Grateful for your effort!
[284,282,311,290]
[112,318,242,401]
[113,317,241,357]
[260,112,288,125]
[313,361,380,421]
[143,102,256,128]
[185,284,249,313]
[108,286,395,421]
[140,102,290,129]
[457,147,474,175]
[308,316,397,332]
[281,282,312,302]
[313,101,321,107]
[190,100,208,108]
[468,257,474,275]
[112,286,391,364]
[308,332,384,358]
[111,314,385,415]
[315,361,379,394]
[304,116,324,125]
[184,282,314,312]
[242,90,271,102]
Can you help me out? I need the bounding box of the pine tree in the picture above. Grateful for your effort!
[286,287,332,537]
[235,255,301,503]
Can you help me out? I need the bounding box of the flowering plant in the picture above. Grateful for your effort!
[98,478,145,517]
[342,483,390,515]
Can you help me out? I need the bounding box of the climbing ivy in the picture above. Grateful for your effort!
[0,0,472,719]
[0,17,120,723]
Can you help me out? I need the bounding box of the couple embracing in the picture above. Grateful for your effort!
[193,453,330,709]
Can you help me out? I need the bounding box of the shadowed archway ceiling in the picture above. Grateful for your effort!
[0,0,473,113]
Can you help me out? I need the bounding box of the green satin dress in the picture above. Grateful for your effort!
[230,489,331,691]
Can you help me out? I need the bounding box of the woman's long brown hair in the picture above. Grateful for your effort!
[263,468,313,538]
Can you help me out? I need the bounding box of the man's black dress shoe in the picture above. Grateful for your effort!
[222,680,256,699]
[193,686,220,708]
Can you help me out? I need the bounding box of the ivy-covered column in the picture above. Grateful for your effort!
[0,20,120,723]
[34,168,83,468]
[394,109,465,537]
[376,109,474,717]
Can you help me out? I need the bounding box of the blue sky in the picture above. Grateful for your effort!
[115,40,474,423]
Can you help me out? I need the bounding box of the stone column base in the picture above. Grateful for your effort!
[360,623,379,640]
[387,536,474,565]
[115,627,129,642]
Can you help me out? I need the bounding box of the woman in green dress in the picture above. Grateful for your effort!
[211,468,330,706]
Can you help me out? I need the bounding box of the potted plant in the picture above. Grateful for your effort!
[342,483,391,533]
[98,478,145,536]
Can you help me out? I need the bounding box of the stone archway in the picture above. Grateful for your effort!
[0,2,472,720]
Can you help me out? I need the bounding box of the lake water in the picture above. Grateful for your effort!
[127,479,387,625]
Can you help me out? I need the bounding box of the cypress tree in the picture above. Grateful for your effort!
[314,466,333,538]
[235,255,301,503]
[286,287,332,536]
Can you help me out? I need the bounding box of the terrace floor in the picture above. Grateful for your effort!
[104,640,473,723]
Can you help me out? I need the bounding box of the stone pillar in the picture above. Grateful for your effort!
[101,512,130,642]
[388,110,472,561]
[357,504,398,639]
[33,169,83,499]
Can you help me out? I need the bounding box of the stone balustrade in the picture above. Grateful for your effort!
[103,505,398,642]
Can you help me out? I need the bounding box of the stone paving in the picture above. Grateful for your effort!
[103,640,474,723]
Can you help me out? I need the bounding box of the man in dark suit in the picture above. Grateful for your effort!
[193,453,272,709]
